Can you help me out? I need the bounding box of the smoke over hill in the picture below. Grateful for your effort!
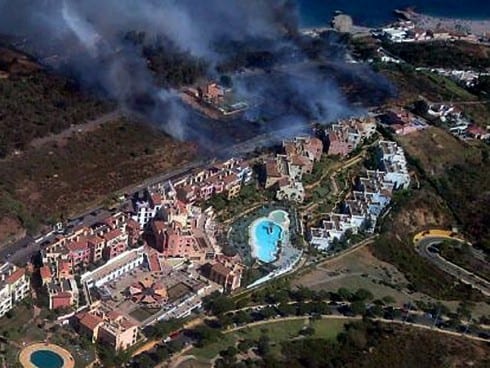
[0,0,393,150]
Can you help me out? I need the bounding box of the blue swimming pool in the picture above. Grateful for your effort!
[252,219,283,263]
[30,350,64,368]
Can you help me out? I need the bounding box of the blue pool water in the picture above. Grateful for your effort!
[30,350,64,368]
[253,220,283,263]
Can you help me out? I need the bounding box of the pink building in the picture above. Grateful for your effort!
[102,229,128,260]
[66,240,91,268]
[75,307,139,351]
[152,221,206,262]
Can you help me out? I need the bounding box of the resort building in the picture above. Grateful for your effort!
[47,277,79,310]
[80,247,146,289]
[173,158,253,204]
[75,304,139,351]
[0,263,30,318]
[131,190,163,227]
[201,256,244,292]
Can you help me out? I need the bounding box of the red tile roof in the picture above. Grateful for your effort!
[40,266,52,280]
[211,262,231,278]
[66,240,89,252]
[6,268,25,284]
[79,312,104,332]
[103,229,123,242]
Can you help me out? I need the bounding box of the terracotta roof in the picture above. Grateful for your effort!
[40,266,52,280]
[66,240,89,252]
[120,318,137,329]
[289,154,311,167]
[52,291,72,299]
[211,262,231,278]
[87,235,105,245]
[79,312,104,332]
[103,229,123,242]
[59,261,72,274]
[126,218,141,231]
[277,177,291,188]
[107,310,123,321]
[148,253,162,272]
[6,268,25,284]
[266,159,281,177]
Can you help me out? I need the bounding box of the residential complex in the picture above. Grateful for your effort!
[310,140,410,250]
[265,136,324,202]
[325,116,376,156]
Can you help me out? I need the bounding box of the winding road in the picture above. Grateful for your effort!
[413,231,490,296]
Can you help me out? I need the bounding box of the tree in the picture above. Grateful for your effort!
[257,334,270,356]
[337,288,353,301]
[203,293,235,316]
[354,288,374,302]
[350,301,366,316]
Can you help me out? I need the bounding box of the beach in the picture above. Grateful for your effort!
[398,9,490,37]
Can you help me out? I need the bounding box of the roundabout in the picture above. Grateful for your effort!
[19,343,75,368]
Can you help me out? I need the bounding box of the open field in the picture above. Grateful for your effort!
[190,318,346,360]
[0,118,197,233]
[397,126,480,177]
[293,246,427,305]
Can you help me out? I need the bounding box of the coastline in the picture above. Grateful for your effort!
[299,6,489,37]
[396,8,490,36]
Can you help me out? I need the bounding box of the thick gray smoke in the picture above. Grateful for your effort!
[0,0,391,149]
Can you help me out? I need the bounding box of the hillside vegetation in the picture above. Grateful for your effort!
[0,119,197,235]
[382,41,490,71]
[0,47,111,157]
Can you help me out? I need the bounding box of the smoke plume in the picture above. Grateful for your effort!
[0,0,392,152]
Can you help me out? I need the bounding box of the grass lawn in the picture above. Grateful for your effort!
[190,318,346,360]
[311,319,346,339]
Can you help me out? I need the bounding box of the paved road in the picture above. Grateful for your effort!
[0,235,36,265]
[415,237,490,296]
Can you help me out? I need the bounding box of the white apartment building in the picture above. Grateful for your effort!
[0,263,30,318]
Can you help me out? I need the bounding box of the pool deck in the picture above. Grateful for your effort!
[19,343,75,368]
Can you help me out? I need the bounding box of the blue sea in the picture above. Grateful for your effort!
[298,0,490,28]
